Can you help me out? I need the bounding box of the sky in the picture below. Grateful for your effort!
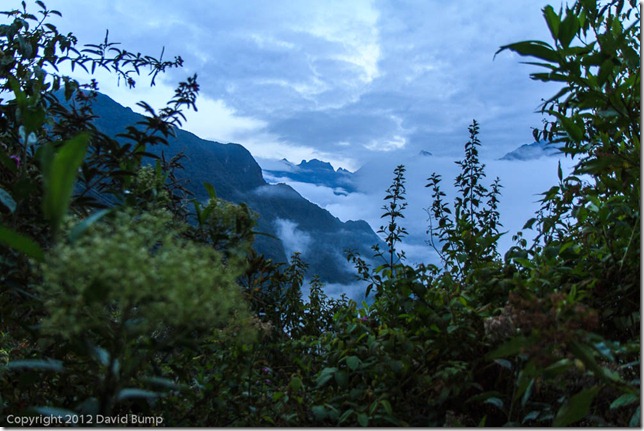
[4,0,576,273]
[8,0,564,170]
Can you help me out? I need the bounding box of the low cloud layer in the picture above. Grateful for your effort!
[266,152,577,268]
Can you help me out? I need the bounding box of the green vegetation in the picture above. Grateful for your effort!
[0,0,639,426]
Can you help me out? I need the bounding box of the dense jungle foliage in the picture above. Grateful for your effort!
[0,0,640,426]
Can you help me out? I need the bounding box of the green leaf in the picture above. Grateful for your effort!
[7,359,64,372]
[543,5,560,41]
[90,345,110,367]
[558,10,580,48]
[0,187,16,213]
[494,359,513,370]
[30,406,78,418]
[316,367,337,388]
[41,133,90,233]
[570,341,621,384]
[486,336,534,359]
[543,358,574,378]
[312,405,328,420]
[484,397,505,410]
[593,341,615,361]
[556,114,585,142]
[334,370,349,388]
[338,409,354,424]
[380,399,393,416]
[203,182,216,200]
[0,225,44,261]
[69,209,110,243]
[289,375,303,392]
[496,40,559,63]
[515,362,537,403]
[521,378,535,407]
[610,393,639,410]
[346,355,361,371]
[467,390,505,405]
[523,410,540,423]
[116,388,160,401]
[553,386,600,426]
[357,412,369,427]
[369,400,378,415]
[629,406,640,427]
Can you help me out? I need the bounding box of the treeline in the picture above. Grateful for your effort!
[0,0,639,426]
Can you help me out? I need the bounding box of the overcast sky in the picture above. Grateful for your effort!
[10,0,564,171]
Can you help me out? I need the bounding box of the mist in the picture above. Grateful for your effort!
[274,218,313,258]
[263,152,578,268]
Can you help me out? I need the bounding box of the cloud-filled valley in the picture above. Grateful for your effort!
[261,151,577,269]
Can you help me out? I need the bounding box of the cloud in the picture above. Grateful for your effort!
[180,97,267,144]
[364,134,406,152]
[270,151,577,268]
[34,0,561,172]
[274,218,313,258]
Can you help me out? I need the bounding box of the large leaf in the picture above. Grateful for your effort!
[116,388,160,401]
[68,209,110,243]
[357,412,369,427]
[543,5,560,41]
[315,367,337,388]
[485,336,535,359]
[0,225,44,261]
[0,187,16,213]
[570,341,621,384]
[553,386,600,426]
[41,133,90,233]
[496,40,559,63]
[630,407,641,427]
[345,355,361,371]
[6,359,64,372]
[203,181,217,200]
[311,405,328,421]
[609,393,639,410]
[558,10,580,48]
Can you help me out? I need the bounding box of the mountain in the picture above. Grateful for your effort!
[85,92,383,285]
[499,140,564,161]
[264,158,356,195]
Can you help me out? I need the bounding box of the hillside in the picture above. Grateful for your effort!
[86,92,382,285]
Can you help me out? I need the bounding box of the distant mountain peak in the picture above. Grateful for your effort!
[299,159,335,172]
[264,157,357,193]
[500,141,564,161]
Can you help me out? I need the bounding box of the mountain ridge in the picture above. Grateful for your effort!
[264,158,356,195]
[84,92,382,287]
[499,140,564,161]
